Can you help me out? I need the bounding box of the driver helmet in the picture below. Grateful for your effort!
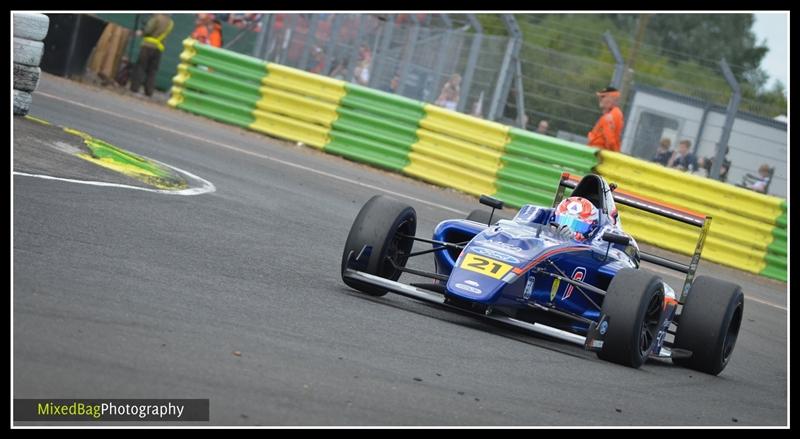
[554,196,599,241]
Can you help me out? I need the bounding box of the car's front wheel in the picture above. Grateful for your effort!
[341,195,417,296]
[597,268,665,368]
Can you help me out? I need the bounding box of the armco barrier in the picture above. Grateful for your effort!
[496,129,597,208]
[170,39,342,149]
[761,202,787,281]
[404,104,510,197]
[326,84,425,172]
[168,41,784,282]
[596,151,787,281]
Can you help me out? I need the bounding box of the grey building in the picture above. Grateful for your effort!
[621,85,787,198]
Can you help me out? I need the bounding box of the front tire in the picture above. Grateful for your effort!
[672,276,744,375]
[597,268,665,368]
[341,195,416,296]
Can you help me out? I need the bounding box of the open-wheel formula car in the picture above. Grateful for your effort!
[341,173,744,375]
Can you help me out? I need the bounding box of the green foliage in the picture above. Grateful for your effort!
[478,13,786,134]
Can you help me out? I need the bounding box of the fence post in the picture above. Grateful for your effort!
[396,15,421,96]
[459,14,483,113]
[430,14,453,104]
[278,14,298,65]
[348,14,366,83]
[324,14,344,74]
[603,31,624,89]
[711,58,741,181]
[488,41,514,120]
[514,57,526,128]
[253,14,269,59]
[369,14,395,88]
[488,14,521,122]
[299,14,321,70]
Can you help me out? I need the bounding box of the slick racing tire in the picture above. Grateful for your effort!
[13,13,50,41]
[672,276,744,375]
[466,209,493,225]
[14,90,32,116]
[341,195,417,297]
[14,38,45,67]
[597,268,665,369]
[14,63,41,92]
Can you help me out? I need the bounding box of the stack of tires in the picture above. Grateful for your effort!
[13,13,50,116]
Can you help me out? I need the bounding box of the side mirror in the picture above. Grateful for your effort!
[609,183,618,192]
[602,232,630,246]
[479,195,504,210]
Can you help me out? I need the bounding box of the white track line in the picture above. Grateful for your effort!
[744,295,787,311]
[34,92,468,215]
[13,162,215,196]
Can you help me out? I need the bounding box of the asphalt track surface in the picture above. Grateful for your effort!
[13,74,788,426]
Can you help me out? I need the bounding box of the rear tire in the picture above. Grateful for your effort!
[597,268,665,368]
[466,209,492,224]
[672,276,744,375]
[341,195,416,297]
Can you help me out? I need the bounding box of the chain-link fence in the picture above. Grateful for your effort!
[254,13,514,119]
[247,13,785,195]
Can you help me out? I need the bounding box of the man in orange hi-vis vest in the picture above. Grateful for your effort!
[587,86,624,152]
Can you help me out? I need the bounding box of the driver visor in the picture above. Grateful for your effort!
[556,215,592,235]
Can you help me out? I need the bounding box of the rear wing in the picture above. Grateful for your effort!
[554,173,711,303]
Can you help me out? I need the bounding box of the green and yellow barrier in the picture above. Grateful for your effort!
[168,40,785,282]
[597,151,787,281]
[326,83,425,172]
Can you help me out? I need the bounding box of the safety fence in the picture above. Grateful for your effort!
[169,40,786,282]
[596,152,787,282]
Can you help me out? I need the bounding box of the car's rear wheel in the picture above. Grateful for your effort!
[341,195,416,297]
[672,276,743,375]
[597,268,665,368]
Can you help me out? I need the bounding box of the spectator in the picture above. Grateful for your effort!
[537,120,550,135]
[587,86,624,152]
[130,13,174,97]
[651,137,673,166]
[692,156,712,177]
[352,44,372,86]
[435,73,461,111]
[328,58,349,80]
[470,91,485,118]
[191,14,223,48]
[382,73,400,93]
[667,140,697,172]
[309,46,325,74]
[228,13,263,31]
[707,147,732,182]
[744,164,772,193]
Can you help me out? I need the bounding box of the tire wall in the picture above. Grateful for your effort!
[13,13,50,116]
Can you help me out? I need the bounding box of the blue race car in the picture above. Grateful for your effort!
[341,173,744,375]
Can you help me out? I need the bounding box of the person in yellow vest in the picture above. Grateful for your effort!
[130,13,174,97]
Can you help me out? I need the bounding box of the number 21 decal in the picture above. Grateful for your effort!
[460,253,513,279]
